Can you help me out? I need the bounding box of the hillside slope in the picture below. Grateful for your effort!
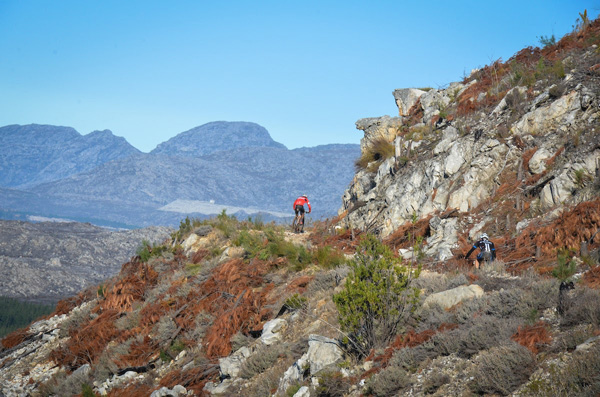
[0,220,172,304]
[2,15,600,397]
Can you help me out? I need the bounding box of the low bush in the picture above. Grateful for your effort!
[389,345,436,373]
[458,315,521,358]
[313,245,347,269]
[485,288,531,319]
[315,371,351,397]
[365,365,411,397]
[469,342,536,395]
[561,287,600,327]
[414,302,454,332]
[550,324,595,352]
[452,296,486,324]
[430,315,521,358]
[239,344,283,379]
[355,138,395,173]
[423,372,450,394]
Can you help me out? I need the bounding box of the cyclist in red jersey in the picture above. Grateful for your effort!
[293,195,311,232]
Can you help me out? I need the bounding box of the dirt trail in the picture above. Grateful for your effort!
[283,229,311,246]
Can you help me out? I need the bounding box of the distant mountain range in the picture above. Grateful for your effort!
[0,122,359,227]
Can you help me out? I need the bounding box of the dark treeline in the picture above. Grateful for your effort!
[0,296,55,339]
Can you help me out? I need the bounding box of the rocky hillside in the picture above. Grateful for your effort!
[2,14,600,397]
[0,124,140,188]
[340,17,600,269]
[0,220,172,304]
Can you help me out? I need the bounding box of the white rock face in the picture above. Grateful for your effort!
[425,217,459,261]
[276,353,309,395]
[293,386,311,397]
[512,90,580,135]
[219,346,251,378]
[528,148,552,174]
[306,335,344,375]
[261,318,287,345]
[393,88,426,116]
[423,284,484,309]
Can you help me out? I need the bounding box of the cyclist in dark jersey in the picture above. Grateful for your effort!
[465,233,496,269]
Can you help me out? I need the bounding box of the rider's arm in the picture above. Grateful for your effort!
[307,201,311,213]
[465,244,477,259]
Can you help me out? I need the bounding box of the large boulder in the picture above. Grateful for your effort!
[306,335,344,375]
[423,284,484,309]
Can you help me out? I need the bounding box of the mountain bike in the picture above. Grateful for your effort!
[292,211,305,233]
[476,251,493,269]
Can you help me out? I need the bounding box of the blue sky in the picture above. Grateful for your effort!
[1,1,598,152]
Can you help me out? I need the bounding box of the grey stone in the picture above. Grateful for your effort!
[307,334,344,375]
[219,346,251,378]
[261,318,287,345]
[293,386,311,397]
[277,353,309,395]
[423,285,484,309]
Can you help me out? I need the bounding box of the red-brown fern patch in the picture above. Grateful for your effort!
[384,216,432,251]
[50,309,122,370]
[583,266,600,289]
[511,321,552,354]
[286,275,314,294]
[101,260,159,312]
[159,364,219,395]
[107,382,156,397]
[1,327,29,350]
[115,335,159,368]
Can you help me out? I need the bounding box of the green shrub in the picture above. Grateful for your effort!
[284,293,308,311]
[314,245,347,269]
[574,168,592,188]
[136,240,171,263]
[469,343,536,395]
[538,34,556,48]
[333,234,421,354]
[213,210,238,238]
[552,252,577,281]
[354,138,395,172]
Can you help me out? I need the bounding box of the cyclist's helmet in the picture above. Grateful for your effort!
[480,233,489,240]
[302,194,307,198]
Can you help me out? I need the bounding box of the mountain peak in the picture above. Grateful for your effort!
[151,121,286,157]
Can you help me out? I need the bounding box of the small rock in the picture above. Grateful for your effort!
[261,318,287,345]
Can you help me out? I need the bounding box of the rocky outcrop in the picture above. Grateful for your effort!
[339,46,600,265]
